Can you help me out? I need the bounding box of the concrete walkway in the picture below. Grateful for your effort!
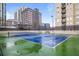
[0,30,79,35]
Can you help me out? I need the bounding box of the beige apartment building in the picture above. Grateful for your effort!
[21,8,42,29]
[21,8,34,29]
[14,7,26,24]
[15,7,42,30]
[32,8,42,29]
[55,3,79,30]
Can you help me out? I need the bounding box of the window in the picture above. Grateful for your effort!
[57,7,59,9]
[67,3,69,5]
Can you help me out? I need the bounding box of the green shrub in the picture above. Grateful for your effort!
[15,40,27,45]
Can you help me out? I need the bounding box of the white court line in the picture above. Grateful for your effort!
[41,35,73,49]
[53,35,73,48]
[8,33,73,49]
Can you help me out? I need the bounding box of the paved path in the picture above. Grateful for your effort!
[0,30,79,35]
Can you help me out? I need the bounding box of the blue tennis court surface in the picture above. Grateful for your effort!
[11,33,68,47]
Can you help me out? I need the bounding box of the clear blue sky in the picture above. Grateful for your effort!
[6,3,56,27]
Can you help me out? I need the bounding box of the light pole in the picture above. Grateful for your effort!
[51,16,53,30]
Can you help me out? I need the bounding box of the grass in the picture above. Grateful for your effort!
[0,34,6,56]
[15,39,42,55]
[0,34,6,40]
[55,35,79,56]
[15,39,56,56]
[1,34,79,56]
[15,40,27,45]
[13,35,79,56]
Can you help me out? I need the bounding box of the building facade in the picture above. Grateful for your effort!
[14,7,26,25]
[33,8,42,29]
[15,7,42,30]
[41,23,50,30]
[55,3,79,30]
[21,8,34,29]
[0,3,6,30]
[6,19,17,29]
[6,19,17,26]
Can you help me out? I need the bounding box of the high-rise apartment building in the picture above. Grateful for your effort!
[33,8,42,29]
[15,7,42,30]
[21,8,34,29]
[14,7,26,24]
[55,3,79,30]
[0,3,6,30]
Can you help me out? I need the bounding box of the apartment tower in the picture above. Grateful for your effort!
[14,7,26,25]
[33,8,42,29]
[55,3,79,30]
[21,8,42,30]
[15,7,42,30]
[0,3,6,30]
[21,8,34,29]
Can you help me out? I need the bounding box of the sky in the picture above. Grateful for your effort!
[6,3,56,27]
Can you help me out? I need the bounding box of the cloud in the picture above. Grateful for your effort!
[6,12,14,20]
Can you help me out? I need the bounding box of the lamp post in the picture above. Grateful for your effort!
[51,16,53,30]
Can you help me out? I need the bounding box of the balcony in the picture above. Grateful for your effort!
[61,10,66,14]
[62,3,65,5]
[62,14,66,18]
[61,3,66,9]
[62,6,66,9]
[62,21,66,25]
[62,9,66,12]
[62,19,66,23]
